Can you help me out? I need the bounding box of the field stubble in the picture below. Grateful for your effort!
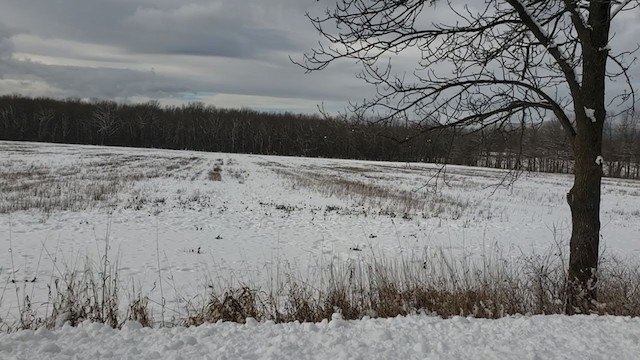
[1,142,640,331]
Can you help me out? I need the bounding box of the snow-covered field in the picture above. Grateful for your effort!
[1,140,640,358]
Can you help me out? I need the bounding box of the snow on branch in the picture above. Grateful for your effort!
[584,107,596,123]
[595,155,604,166]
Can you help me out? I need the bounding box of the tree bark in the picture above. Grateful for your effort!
[565,0,610,314]
[566,124,602,314]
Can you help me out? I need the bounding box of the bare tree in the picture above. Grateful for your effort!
[36,108,55,141]
[0,104,14,138]
[297,0,638,313]
[92,102,120,145]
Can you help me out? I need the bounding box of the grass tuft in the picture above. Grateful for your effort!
[208,166,223,182]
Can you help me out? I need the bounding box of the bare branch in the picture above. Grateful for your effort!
[505,0,582,100]
[610,0,638,20]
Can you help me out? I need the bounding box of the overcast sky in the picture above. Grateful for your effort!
[0,1,638,114]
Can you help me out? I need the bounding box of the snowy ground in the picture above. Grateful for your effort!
[1,314,640,359]
[0,142,640,319]
[1,141,640,322]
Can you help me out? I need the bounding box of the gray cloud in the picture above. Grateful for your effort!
[0,1,638,114]
[0,24,15,59]
[126,2,300,57]
[0,0,353,111]
[1,0,314,60]
[0,60,188,99]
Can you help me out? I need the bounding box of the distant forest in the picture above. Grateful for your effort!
[1,95,639,179]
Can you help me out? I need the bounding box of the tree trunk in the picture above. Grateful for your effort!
[566,123,602,314]
[564,0,610,314]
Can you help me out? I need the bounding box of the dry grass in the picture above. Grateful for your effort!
[0,214,155,332]
[273,168,469,219]
[2,242,639,333]
[0,155,202,215]
[208,167,222,181]
[182,245,640,326]
[226,168,248,183]
[46,263,121,328]
[208,159,224,181]
[127,291,153,327]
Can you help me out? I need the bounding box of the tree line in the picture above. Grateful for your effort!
[0,95,638,179]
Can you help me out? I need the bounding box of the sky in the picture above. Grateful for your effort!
[0,0,639,115]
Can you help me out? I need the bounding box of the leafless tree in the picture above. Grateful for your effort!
[297,0,638,313]
[36,108,55,141]
[92,102,120,145]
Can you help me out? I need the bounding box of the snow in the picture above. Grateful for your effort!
[1,141,640,356]
[585,107,597,123]
[596,155,604,166]
[1,140,639,322]
[1,315,640,359]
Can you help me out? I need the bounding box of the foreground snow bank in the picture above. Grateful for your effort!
[1,315,639,359]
